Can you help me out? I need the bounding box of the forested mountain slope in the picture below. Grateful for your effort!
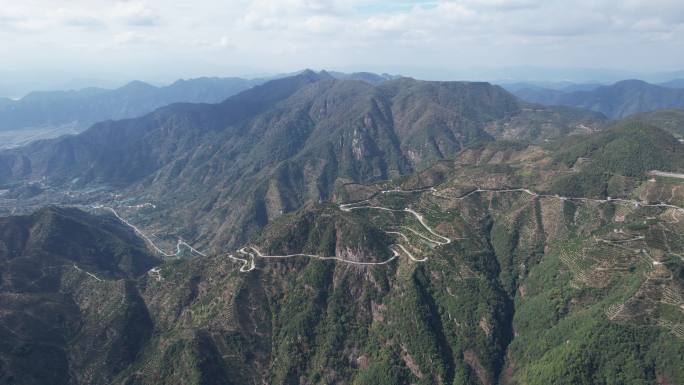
[1,122,683,385]
[0,71,605,251]
[0,207,159,385]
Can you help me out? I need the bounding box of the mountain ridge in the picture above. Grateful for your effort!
[512,79,684,119]
[0,76,266,133]
[0,72,605,250]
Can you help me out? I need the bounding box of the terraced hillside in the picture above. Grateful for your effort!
[1,121,683,385]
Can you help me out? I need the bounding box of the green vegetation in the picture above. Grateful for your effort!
[552,122,684,197]
[515,79,684,119]
[623,109,684,138]
[3,75,684,385]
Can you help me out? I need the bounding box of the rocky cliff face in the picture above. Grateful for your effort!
[0,72,605,252]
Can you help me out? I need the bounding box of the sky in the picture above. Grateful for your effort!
[1,0,684,95]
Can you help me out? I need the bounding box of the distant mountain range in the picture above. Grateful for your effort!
[327,71,401,84]
[0,70,603,249]
[0,70,406,148]
[658,79,684,89]
[500,81,603,93]
[509,79,684,118]
[501,79,684,93]
[2,73,680,139]
[0,77,264,132]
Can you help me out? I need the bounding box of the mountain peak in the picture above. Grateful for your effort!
[611,79,653,89]
[316,69,335,80]
[298,68,321,79]
[120,80,157,91]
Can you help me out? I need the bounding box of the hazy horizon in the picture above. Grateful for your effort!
[1,0,684,96]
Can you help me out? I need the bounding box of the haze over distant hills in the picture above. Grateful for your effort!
[0,77,263,132]
[660,79,684,89]
[509,79,684,119]
[1,71,681,150]
[0,71,405,149]
[0,76,268,149]
[4,67,684,98]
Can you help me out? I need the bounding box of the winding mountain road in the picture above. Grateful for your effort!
[72,264,103,281]
[94,205,207,258]
[97,182,684,274]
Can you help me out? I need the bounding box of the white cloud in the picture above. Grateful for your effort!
[0,1,160,32]
[460,0,539,11]
[113,31,159,45]
[54,8,106,29]
[112,1,160,26]
[1,0,684,85]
